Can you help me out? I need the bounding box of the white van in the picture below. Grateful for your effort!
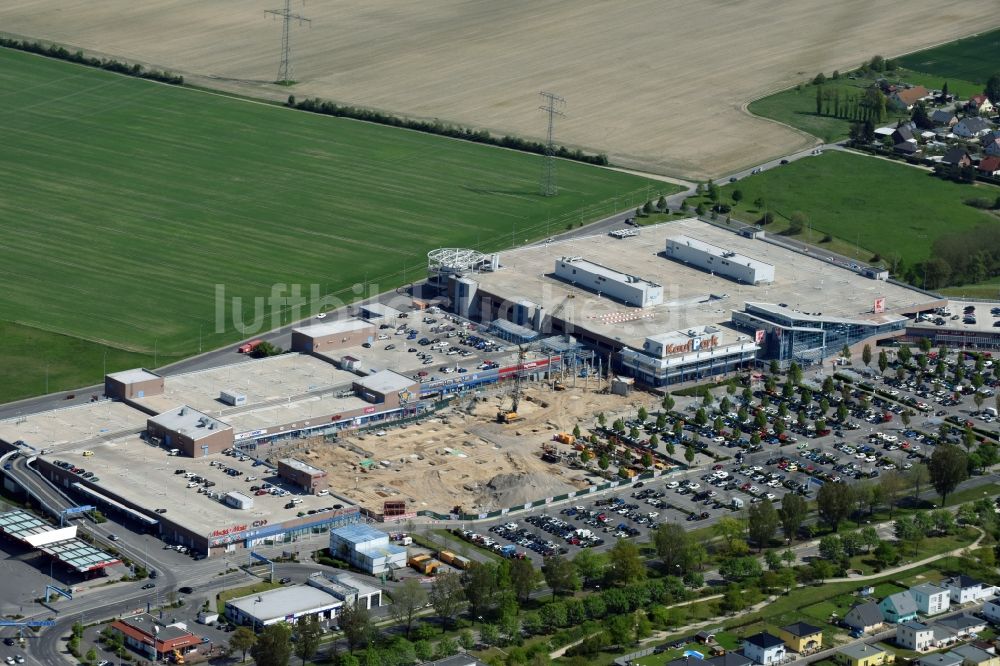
[291,498,303,505]
[316,489,330,497]
[168,449,180,456]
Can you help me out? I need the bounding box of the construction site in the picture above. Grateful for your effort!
[265,379,642,515]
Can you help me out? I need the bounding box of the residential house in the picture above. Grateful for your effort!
[932,625,960,649]
[892,124,916,145]
[941,147,974,167]
[931,110,959,126]
[978,156,1000,176]
[743,632,787,665]
[837,644,895,666]
[891,86,931,111]
[980,132,1000,157]
[778,622,823,653]
[935,614,987,639]
[944,575,988,604]
[420,657,492,666]
[919,653,963,666]
[895,142,919,156]
[954,116,993,139]
[846,602,886,633]
[708,654,754,666]
[911,583,951,616]
[897,621,935,651]
[881,591,919,623]
[952,644,1000,666]
[967,95,995,116]
[981,598,1000,623]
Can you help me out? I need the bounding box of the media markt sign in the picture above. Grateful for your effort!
[664,334,720,355]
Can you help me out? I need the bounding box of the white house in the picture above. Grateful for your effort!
[911,583,951,616]
[743,632,787,665]
[981,599,1000,623]
[954,117,993,139]
[897,621,935,651]
[944,575,989,604]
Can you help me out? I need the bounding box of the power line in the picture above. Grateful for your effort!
[265,0,311,85]
[538,91,566,197]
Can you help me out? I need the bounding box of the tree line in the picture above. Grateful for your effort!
[287,96,609,167]
[0,38,183,85]
[908,223,1000,290]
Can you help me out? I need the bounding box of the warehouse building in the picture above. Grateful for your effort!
[105,368,164,401]
[358,303,403,321]
[146,406,234,457]
[278,458,328,494]
[553,256,663,307]
[307,571,382,609]
[329,523,407,575]
[353,371,420,409]
[665,235,775,284]
[226,585,343,629]
[291,319,376,354]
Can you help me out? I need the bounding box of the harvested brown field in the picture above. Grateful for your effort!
[2,1,998,178]
[275,384,639,515]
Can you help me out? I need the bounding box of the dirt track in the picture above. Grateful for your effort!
[272,383,641,514]
[2,0,998,178]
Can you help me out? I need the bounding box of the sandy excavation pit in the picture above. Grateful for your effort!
[284,384,642,514]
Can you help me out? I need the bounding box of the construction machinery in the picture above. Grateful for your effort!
[172,649,186,664]
[552,379,567,391]
[553,432,576,445]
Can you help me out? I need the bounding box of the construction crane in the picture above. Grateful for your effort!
[496,344,533,424]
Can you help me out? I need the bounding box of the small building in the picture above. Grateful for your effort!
[933,625,959,648]
[837,643,895,666]
[307,571,382,609]
[897,621,934,651]
[890,86,930,111]
[277,458,328,494]
[110,613,202,661]
[952,644,1000,666]
[224,491,254,511]
[353,370,420,409]
[419,656,492,666]
[941,147,974,167]
[880,591,918,623]
[742,632,786,665]
[911,583,951,616]
[708,654,753,666]
[329,524,406,575]
[966,95,995,117]
[290,319,376,354]
[225,584,342,629]
[934,613,986,638]
[105,369,164,401]
[845,601,885,633]
[358,303,403,321]
[931,110,958,127]
[918,653,963,666]
[778,622,823,653]
[980,132,1000,157]
[146,406,234,457]
[978,156,1000,177]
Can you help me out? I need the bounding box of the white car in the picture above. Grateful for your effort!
[377,334,389,340]
[315,312,327,319]
[765,493,776,501]
[666,481,679,489]
[687,482,700,490]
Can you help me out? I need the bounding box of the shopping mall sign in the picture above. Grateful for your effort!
[664,334,720,355]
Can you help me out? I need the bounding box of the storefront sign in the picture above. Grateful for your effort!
[363,406,376,414]
[664,334,720,355]
[211,524,248,538]
[235,429,267,441]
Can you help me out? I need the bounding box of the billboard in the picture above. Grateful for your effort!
[754,329,765,344]
[873,297,886,314]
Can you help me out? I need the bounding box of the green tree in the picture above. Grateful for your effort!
[510,554,539,603]
[606,538,647,585]
[662,395,675,411]
[573,548,606,586]
[818,535,844,562]
[878,350,889,374]
[816,482,853,531]
[985,73,1000,110]
[429,572,465,630]
[390,578,427,638]
[542,555,579,597]
[294,616,323,666]
[637,406,648,422]
[230,627,257,662]
[874,541,899,568]
[928,444,969,506]
[731,189,744,207]
[747,498,779,552]
[251,623,293,666]
[85,648,97,665]
[598,454,610,471]
[862,344,872,368]
[684,445,695,464]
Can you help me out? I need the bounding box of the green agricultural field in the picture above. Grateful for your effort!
[701,151,1000,269]
[0,48,667,401]
[897,28,1000,84]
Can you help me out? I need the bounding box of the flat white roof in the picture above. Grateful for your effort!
[293,318,373,338]
[280,458,325,476]
[107,368,160,384]
[557,256,661,288]
[227,585,341,621]
[668,235,774,272]
[149,406,231,440]
[355,370,414,395]
[360,303,402,318]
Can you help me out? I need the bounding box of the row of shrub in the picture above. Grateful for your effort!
[0,37,184,85]
[287,96,610,166]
